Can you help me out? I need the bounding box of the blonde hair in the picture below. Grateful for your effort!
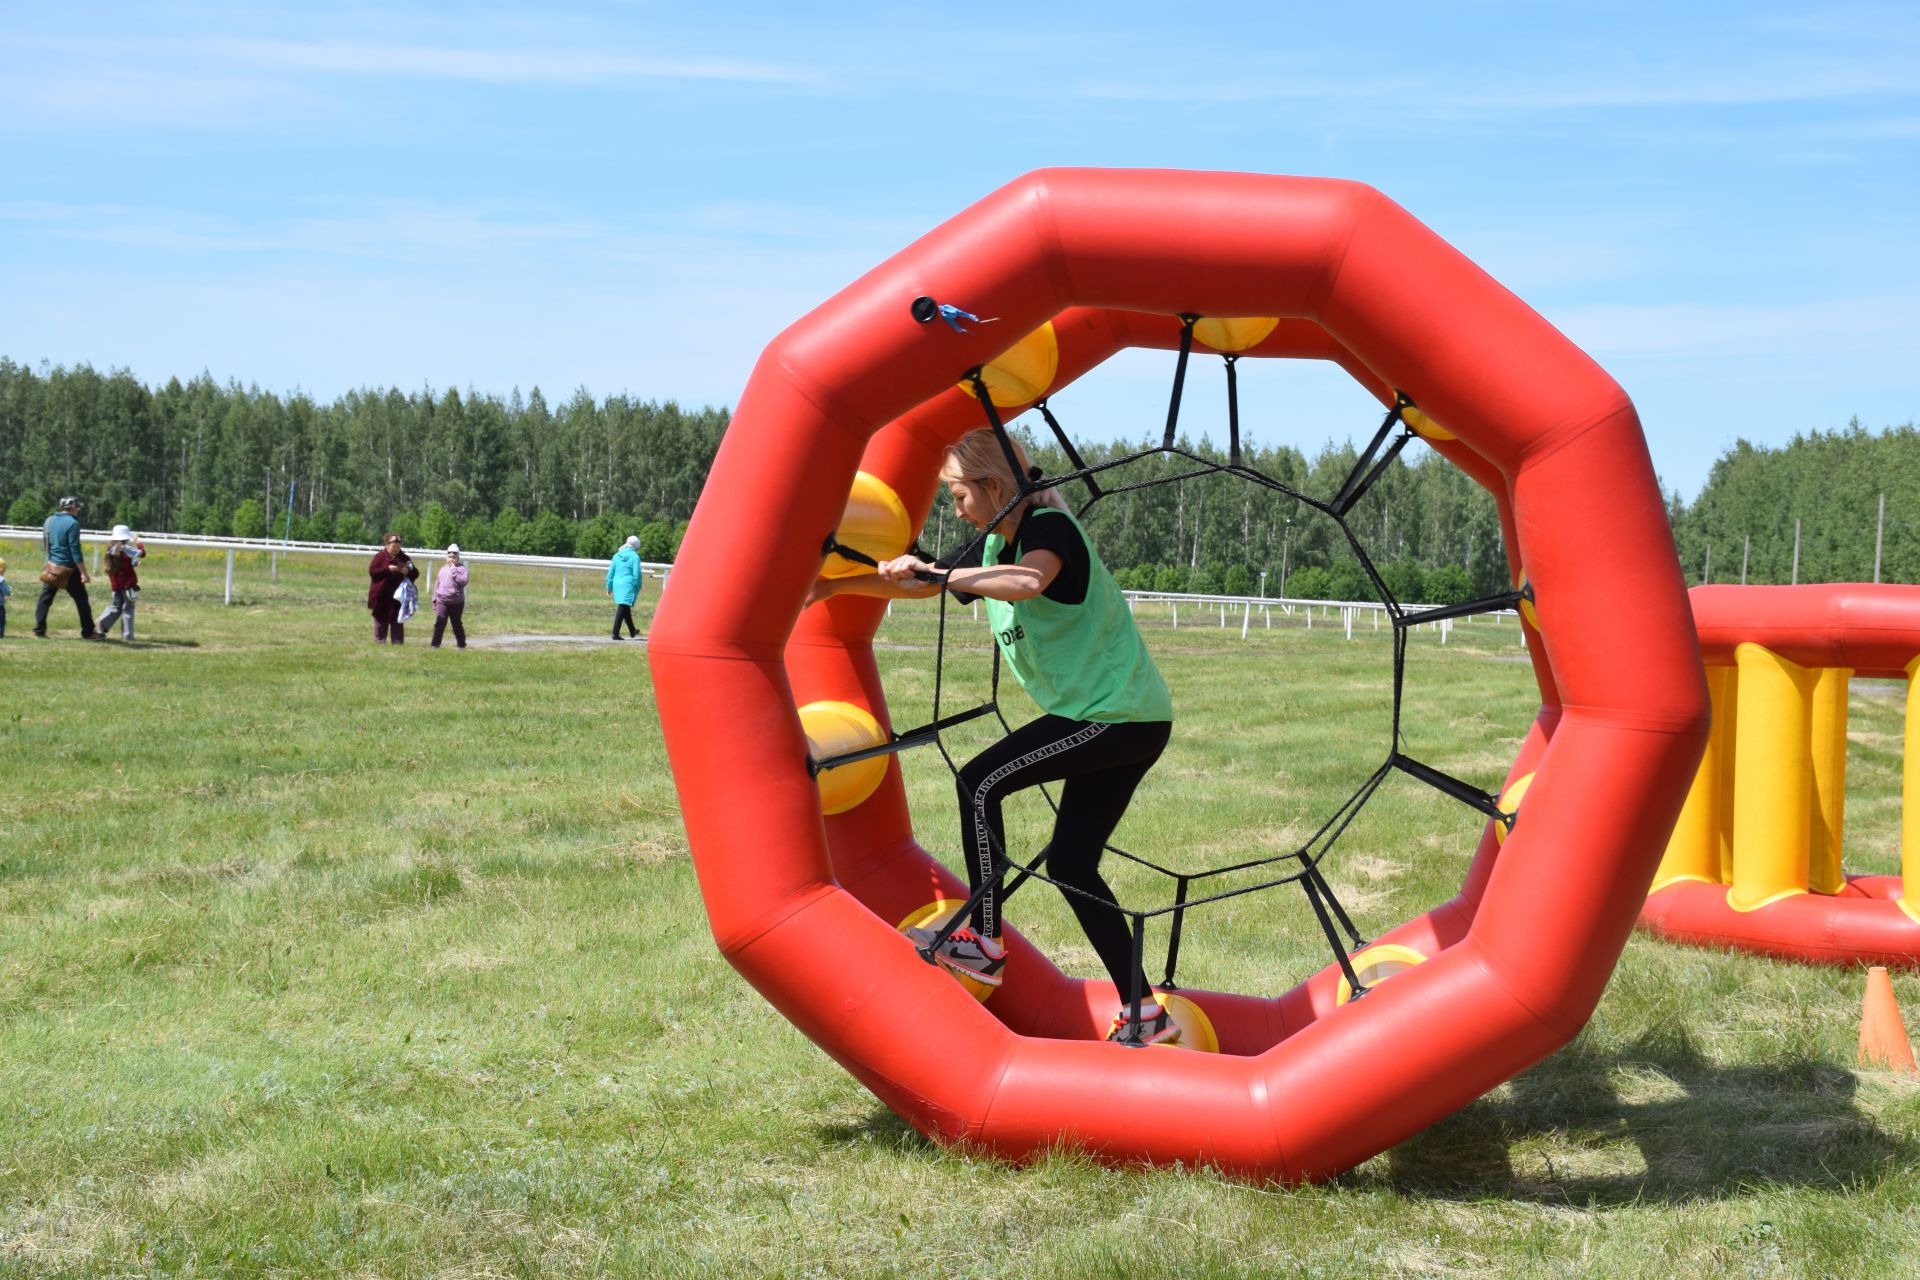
[0,557,7,573]
[939,429,1066,516]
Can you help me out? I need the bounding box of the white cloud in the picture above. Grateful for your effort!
[1550,297,1919,362]
[192,36,828,87]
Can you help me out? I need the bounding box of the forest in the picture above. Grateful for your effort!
[2,358,1914,601]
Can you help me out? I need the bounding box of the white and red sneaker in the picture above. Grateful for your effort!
[1107,1003,1181,1047]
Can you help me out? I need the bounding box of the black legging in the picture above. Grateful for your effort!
[431,602,466,648]
[611,603,639,638]
[955,715,1171,1002]
[35,572,95,636]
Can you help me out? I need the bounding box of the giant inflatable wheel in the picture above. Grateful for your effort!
[649,169,1708,1180]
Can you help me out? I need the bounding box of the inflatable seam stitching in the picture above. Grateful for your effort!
[1024,170,1078,316]
[1509,393,1637,471]
[769,353,880,452]
[1302,182,1375,323]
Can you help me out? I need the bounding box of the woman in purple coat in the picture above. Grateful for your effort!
[367,533,419,644]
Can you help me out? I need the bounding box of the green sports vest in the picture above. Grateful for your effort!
[983,508,1173,724]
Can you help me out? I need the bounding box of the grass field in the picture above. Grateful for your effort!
[3,536,1918,1278]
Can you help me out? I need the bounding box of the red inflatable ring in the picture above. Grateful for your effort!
[649,169,1708,1180]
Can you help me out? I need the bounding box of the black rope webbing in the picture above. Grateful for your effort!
[873,337,1513,1006]
[809,703,998,776]
[820,533,946,585]
[1161,314,1199,449]
[1397,588,1526,628]
[1390,752,1508,825]
[1037,400,1102,506]
[1223,354,1243,468]
[965,368,1036,504]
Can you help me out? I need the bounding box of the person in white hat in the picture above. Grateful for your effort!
[604,534,644,640]
[95,523,145,641]
[430,543,468,649]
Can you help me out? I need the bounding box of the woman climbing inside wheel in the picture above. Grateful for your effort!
[808,429,1177,1045]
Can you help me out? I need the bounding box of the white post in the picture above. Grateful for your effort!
[1374,609,1380,631]
[1441,618,1451,645]
[972,600,979,621]
[1218,603,1225,627]
[224,548,235,605]
[1306,607,1311,630]
[1875,493,1885,584]
[562,569,568,599]
[1240,601,1250,639]
[1172,603,1179,628]
[1792,517,1802,585]
[1264,606,1271,628]
[1344,607,1353,640]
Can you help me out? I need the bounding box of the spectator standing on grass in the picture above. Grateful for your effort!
[367,532,419,644]
[34,496,98,640]
[0,557,12,637]
[604,534,643,641]
[94,524,144,641]
[430,543,468,649]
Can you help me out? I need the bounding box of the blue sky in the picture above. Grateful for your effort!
[3,2,1914,498]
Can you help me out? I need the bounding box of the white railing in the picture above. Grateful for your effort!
[2,525,1513,642]
[0,525,669,605]
[895,588,1517,644]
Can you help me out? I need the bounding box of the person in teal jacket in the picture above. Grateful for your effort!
[604,535,643,640]
[35,496,99,639]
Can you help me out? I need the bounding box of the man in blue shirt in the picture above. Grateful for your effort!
[35,496,99,639]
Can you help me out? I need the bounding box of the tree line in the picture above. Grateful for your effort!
[1668,419,1920,589]
[2,359,1912,599]
[0,359,725,561]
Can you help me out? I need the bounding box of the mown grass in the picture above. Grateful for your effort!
[3,536,1918,1279]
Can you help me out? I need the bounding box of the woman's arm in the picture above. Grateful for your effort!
[806,572,940,607]
[873,551,1062,603]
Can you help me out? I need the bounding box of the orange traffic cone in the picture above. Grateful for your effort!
[1858,966,1918,1074]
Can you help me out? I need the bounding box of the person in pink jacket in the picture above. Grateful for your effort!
[430,544,469,649]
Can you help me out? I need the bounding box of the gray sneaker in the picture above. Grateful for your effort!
[906,925,1005,988]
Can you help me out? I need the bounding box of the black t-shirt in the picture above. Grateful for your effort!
[938,506,1090,606]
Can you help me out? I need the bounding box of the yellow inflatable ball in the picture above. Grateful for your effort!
[1192,316,1280,353]
[1401,404,1457,442]
[820,472,912,579]
[959,322,1059,407]
[799,700,889,815]
[1334,942,1429,1006]
[1514,570,1539,629]
[1151,992,1219,1053]
[1495,771,1535,846]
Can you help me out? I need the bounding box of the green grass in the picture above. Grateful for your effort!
[3,536,1918,1278]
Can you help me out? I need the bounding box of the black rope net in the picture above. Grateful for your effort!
[816,313,1532,1041]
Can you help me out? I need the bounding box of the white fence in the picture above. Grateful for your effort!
[895,586,1516,644]
[2,525,1514,642]
[0,526,670,606]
